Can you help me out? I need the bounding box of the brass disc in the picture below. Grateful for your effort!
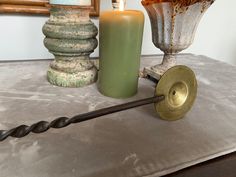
[155,65,197,121]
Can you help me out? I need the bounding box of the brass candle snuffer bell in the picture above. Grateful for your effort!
[0,0,215,141]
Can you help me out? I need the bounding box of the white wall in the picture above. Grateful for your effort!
[0,0,235,64]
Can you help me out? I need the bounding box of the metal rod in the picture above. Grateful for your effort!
[0,95,164,141]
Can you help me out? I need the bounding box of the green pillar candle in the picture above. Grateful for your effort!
[98,9,144,98]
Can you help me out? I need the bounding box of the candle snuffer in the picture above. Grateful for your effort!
[0,65,197,141]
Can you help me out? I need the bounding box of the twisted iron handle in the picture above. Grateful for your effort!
[0,95,164,141]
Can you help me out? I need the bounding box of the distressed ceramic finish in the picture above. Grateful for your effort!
[43,5,98,87]
[0,55,236,177]
[143,1,214,77]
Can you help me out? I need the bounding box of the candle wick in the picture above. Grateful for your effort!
[119,0,125,11]
[112,0,126,11]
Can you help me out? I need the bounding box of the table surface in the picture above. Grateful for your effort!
[0,54,236,177]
